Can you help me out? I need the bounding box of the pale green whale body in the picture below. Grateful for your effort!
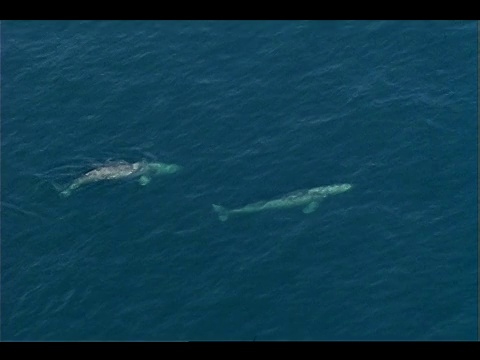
[212,183,352,221]
[59,161,182,197]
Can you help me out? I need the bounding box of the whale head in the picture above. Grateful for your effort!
[331,183,352,193]
[147,162,183,175]
[309,183,352,197]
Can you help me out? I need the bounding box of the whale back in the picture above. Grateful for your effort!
[84,162,144,181]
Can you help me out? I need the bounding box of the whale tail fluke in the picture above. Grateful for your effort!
[59,188,72,198]
[51,181,72,197]
[212,204,229,222]
[51,181,64,192]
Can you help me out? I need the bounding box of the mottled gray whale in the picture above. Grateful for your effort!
[58,160,182,197]
[212,183,352,221]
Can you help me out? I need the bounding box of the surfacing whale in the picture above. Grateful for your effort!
[58,160,182,197]
[212,183,352,221]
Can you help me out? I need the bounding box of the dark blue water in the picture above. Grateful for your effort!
[1,20,477,341]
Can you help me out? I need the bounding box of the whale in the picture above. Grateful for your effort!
[212,183,352,221]
[58,160,182,197]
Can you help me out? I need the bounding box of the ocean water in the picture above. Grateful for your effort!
[1,20,477,341]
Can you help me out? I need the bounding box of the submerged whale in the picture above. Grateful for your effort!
[212,183,352,221]
[58,160,182,197]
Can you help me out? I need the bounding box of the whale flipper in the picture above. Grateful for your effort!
[212,204,229,221]
[302,201,319,214]
[138,175,151,186]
